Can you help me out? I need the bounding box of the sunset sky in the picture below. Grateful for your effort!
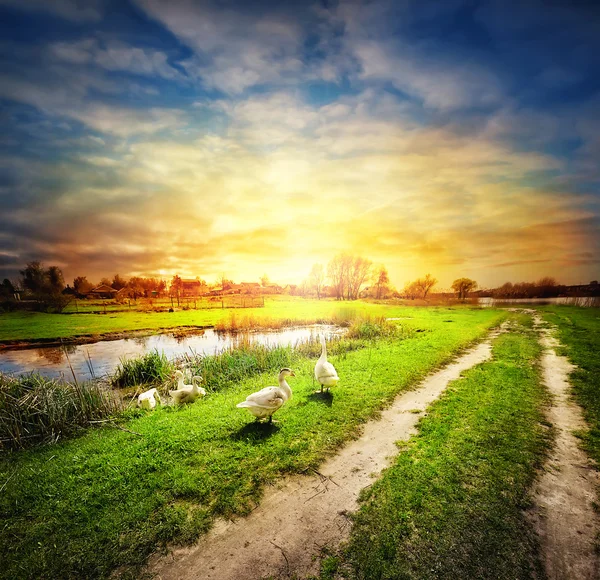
[0,0,599,290]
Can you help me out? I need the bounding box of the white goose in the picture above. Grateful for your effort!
[169,370,206,405]
[315,335,339,392]
[137,387,162,410]
[236,368,295,423]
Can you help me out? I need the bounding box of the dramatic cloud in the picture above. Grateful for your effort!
[0,0,106,22]
[0,0,598,287]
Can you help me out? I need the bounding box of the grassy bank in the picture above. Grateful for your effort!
[0,308,505,579]
[0,297,476,343]
[540,306,600,465]
[324,316,549,579]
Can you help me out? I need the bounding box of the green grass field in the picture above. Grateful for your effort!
[1,297,409,342]
[0,307,505,579]
[0,297,482,343]
[325,315,550,579]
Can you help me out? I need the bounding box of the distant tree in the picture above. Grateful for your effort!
[415,273,437,299]
[20,261,46,294]
[513,282,535,298]
[403,280,420,300]
[373,266,390,299]
[402,274,437,299]
[327,253,371,300]
[20,262,65,295]
[46,266,65,293]
[125,277,143,299]
[0,278,15,298]
[327,254,347,300]
[347,256,372,300]
[19,262,69,311]
[298,278,310,297]
[99,277,112,287]
[111,274,127,290]
[260,274,270,287]
[309,263,325,299]
[218,273,235,292]
[73,276,94,295]
[451,278,478,300]
[170,275,183,306]
[494,282,514,298]
[536,276,559,298]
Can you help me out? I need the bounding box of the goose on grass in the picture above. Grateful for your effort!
[236,368,295,423]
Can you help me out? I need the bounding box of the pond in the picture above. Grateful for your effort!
[0,325,342,381]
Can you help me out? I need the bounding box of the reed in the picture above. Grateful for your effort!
[180,339,295,393]
[345,314,403,339]
[111,350,174,388]
[0,373,121,450]
[213,313,316,332]
[212,306,374,332]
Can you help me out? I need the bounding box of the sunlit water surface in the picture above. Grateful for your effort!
[0,325,342,381]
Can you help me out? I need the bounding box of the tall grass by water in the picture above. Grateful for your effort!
[211,306,383,333]
[0,373,121,449]
[111,349,174,388]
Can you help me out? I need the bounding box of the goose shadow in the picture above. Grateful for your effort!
[231,421,280,442]
[307,391,334,407]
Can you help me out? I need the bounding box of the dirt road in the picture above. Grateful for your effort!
[529,316,599,580]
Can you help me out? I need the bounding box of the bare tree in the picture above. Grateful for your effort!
[373,265,390,299]
[403,280,420,299]
[347,256,372,300]
[415,273,437,299]
[327,253,372,300]
[308,263,325,299]
[451,278,478,300]
[327,254,347,300]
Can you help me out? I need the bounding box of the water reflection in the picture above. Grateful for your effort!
[0,326,340,381]
[478,296,599,307]
[37,347,66,365]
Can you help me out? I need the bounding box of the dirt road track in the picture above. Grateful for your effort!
[529,316,599,580]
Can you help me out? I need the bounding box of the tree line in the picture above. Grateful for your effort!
[5,260,586,312]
